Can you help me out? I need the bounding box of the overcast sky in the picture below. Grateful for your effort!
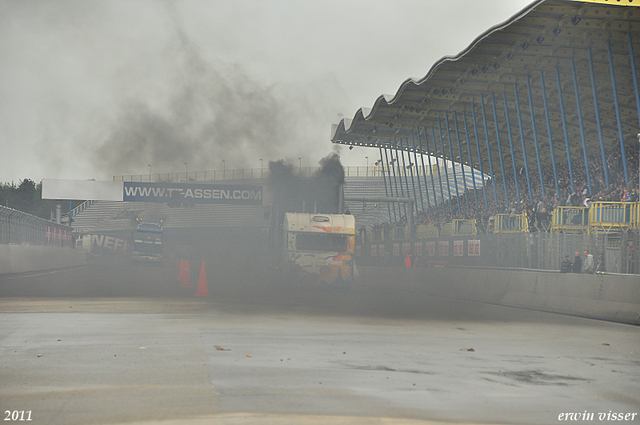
[0,0,534,183]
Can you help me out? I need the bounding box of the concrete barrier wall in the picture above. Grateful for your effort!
[0,245,87,275]
[359,266,640,325]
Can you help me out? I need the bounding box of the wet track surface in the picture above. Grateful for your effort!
[1,259,639,425]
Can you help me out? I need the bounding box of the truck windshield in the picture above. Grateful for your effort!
[135,231,162,241]
[295,233,348,252]
[133,242,162,255]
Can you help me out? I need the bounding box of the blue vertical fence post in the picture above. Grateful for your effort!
[491,93,509,208]
[540,70,560,197]
[629,32,640,130]
[571,57,593,195]
[394,140,408,218]
[399,139,413,215]
[471,104,489,209]
[445,112,462,215]
[502,92,521,203]
[555,66,575,194]
[453,111,470,214]
[631,32,640,196]
[607,40,630,185]
[431,127,447,216]
[462,111,479,208]
[386,147,400,221]
[379,146,393,223]
[588,47,610,188]
[514,83,534,203]
[526,74,546,199]
[402,138,419,217]
[425,127,441,214]
[480,95,499,207]
[417,127,432,212]
[411,130,426,214]
[437,118,455,215]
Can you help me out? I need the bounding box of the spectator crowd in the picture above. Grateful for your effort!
[367,142,640,234]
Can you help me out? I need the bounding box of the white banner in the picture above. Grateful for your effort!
[468,239,481,256]
[453,240,464,257]
[42,179,123,201]
[438,241,449,257]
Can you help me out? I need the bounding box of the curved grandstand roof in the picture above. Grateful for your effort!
[331,0,640,191]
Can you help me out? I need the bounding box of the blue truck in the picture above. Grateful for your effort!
[131,219,164,265]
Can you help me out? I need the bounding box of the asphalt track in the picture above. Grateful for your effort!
[0,259,638,425]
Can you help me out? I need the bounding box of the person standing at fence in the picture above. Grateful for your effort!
[596,247,605,273]
[560,254,573,273]
[572,252,582,273]
[582,250,595,274]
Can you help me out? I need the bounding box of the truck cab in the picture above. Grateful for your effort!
[281,213,356,287]
[131,219,164,265]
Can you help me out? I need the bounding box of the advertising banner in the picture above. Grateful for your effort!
[414,242,423,257]
[370,244,378,257]
[468,239,481,256]
[123,182,263,205]
[425,241,436,257]
[438,240,449,257]
[453,240,464,257]
[46,227,72,246]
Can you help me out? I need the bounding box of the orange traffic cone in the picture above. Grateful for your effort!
[195,261,209,297]
[180,260,191,288]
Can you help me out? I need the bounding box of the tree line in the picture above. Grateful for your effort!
[0,179,83,220]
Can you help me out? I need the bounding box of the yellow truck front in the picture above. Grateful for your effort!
[282,213,357,288]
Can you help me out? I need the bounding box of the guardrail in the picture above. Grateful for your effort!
[493,213,528,233]
[453,219,477,236]
[551,206,589,232]
[113,164,485,183]
[590,201,638,230]
[70,200,94,217]
[113,166,389,182]
[416,224,439,239]
[547,202,639,234]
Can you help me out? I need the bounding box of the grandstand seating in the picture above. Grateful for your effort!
[71,169,475,233]
[72,200,268,233]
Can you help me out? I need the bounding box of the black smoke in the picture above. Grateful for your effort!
[268,153,345,215]
[91,3,342,177]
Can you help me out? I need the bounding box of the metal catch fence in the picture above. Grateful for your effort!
[358,229,638,274]
[0,206,73,246]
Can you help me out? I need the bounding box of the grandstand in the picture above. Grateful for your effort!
[71,200,268,233]
[332,0,640,221]
[329,0,640,274]
[70,162,482,234]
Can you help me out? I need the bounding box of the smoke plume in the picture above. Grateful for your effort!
[268,153,345,214]
[92,4,342,177]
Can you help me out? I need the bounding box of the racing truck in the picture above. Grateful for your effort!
[131,219,164,265]
[271,212,357,288]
